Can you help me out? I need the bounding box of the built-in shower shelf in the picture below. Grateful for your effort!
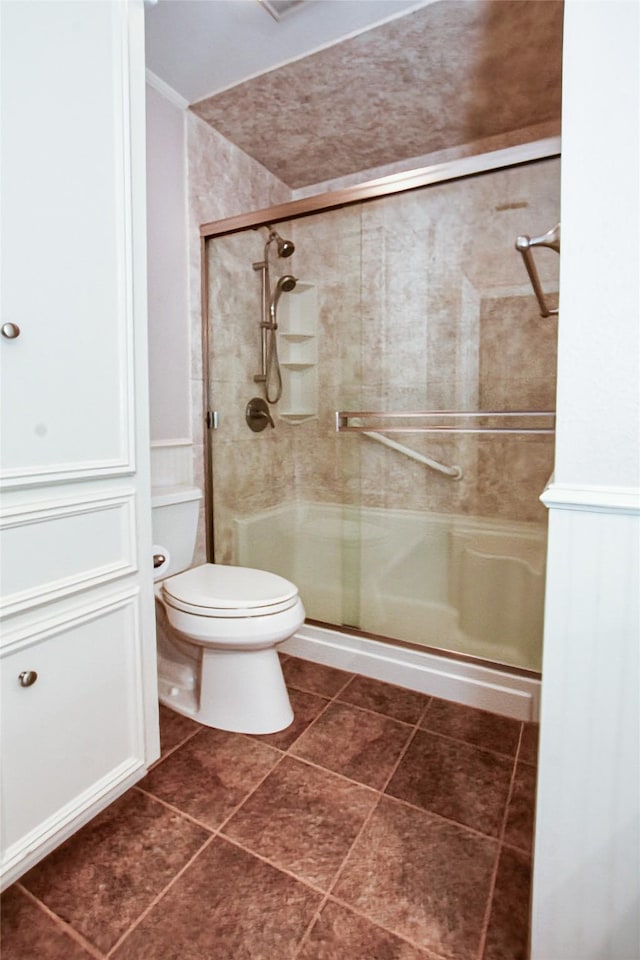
[277,280,318,422]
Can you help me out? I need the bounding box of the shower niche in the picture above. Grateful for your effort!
[276,280,318,423]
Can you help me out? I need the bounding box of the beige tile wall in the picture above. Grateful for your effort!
[187,114,292,563]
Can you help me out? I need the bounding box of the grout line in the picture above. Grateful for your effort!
[501,837,534,859]
[214,751,288,835]
[151,724,205,769]
[292,695,431,960]
[378,790,504,845]
[105,833,216,957]
[379,712,423,794]
[266,750,379,797]
[284,675,354,704]
[16,883,108,960]
[325,892,453,960]
[325,697,421,730]
[217,832,328,897]
[133,784,219,835]
[417,724,522,761]
[474,721,524,960]
[274,691,335,750]
[291,796,383,959]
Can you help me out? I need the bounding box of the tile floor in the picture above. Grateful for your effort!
[1,655,538,960]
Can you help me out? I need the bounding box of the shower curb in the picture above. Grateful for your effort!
[282,623,540,722]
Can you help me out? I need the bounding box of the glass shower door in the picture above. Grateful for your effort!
[206,154,560,674]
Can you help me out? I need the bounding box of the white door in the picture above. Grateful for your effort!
[0,0,159,888]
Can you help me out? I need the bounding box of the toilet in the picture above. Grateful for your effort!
[151,486,305,734]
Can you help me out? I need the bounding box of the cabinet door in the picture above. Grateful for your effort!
[0,596,145,876]
[1,0,135,486]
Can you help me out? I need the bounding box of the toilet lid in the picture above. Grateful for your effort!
[162,564,299,614]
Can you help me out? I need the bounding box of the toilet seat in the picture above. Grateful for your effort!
[162,563,300,619]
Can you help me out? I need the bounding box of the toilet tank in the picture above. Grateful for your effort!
[151,486,203,578]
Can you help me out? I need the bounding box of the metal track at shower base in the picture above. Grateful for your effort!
[304,618,542,680]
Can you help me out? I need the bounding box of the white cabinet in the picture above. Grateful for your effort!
[0,1,159,889]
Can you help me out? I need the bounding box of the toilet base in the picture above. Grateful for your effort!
[158,643,293,735]
[199,645,293,734]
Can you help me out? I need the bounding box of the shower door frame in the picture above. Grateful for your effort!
[199,137,560,668]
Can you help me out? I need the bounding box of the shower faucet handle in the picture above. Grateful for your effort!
[246,397,275,432]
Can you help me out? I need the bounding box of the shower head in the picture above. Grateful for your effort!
[266,225,295,258]
[276,274,297,293]
[270,274,297,312]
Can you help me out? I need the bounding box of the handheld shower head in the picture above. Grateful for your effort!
[265,225,295,258]
[271,275,297,312]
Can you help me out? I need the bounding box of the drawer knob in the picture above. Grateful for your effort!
[18,670,38,687]
[1,322,21,339]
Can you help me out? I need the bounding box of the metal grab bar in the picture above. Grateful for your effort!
[515,222,560,318]
[361,430,463,480]
[336,410,556,435]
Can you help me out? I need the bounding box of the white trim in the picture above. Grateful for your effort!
[145,68,189,109]
[541,482,640,515]
[0,460,135,488]
[281,622,540,721]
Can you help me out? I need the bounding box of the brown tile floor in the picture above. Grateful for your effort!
[1,656,538,960]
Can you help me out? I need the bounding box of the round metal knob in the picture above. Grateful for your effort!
[246,397,275,432]
[153,553,167,569]
[1,322,21,339]
[18,670,38,687]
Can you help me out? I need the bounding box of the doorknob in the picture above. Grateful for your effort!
[2,323,21,339]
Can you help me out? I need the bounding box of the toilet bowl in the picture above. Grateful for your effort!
[152,487,305,734]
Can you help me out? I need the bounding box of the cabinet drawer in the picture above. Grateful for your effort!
[1,593,145,871]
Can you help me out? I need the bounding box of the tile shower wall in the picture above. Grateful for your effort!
[187,113,292,563]
[207,157,559,562]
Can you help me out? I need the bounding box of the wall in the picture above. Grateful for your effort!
[145,79,191,462]
[531,2,640,957]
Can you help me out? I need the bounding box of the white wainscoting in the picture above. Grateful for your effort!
[532,484,639,959]
[150,440,193,488]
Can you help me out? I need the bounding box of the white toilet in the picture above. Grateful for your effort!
[151,486,305,734]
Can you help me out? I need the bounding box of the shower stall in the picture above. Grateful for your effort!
[201,143,560,700]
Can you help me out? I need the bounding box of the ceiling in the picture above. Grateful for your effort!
[145,0,428,103]
[145,0,563,189]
